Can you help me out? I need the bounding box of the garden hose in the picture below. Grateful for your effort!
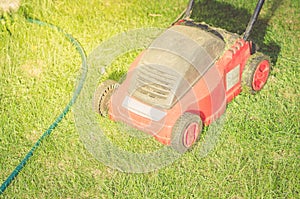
[0,18,88,195]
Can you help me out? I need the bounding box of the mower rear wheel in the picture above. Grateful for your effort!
[93,80,119,116]
[171,112,202,154]
[243,52,271,93]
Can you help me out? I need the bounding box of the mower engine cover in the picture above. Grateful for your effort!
[128,25,225,109]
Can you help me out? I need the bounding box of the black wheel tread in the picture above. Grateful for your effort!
[242,52,271,93]
[93,80,119,116]
[171,112,202,153]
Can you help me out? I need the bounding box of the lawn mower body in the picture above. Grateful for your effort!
[108,22,252,145]
[94,0,270,152]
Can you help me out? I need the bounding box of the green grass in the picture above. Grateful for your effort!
[1,0,299,198]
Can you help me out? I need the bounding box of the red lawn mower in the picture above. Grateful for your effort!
[93,0,271,153]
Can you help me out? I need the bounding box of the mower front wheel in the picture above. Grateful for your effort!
[243,52,271,93]
[171,112,202,154]
[93,80,119,116]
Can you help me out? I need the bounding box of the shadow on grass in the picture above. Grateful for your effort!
[105,0,282,82]
[191,0,281,65]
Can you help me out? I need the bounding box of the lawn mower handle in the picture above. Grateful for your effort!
[184,0,194,18]
[243,0,265,40]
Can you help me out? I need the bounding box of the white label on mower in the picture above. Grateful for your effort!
[122,96,166,121]
[226,64,240,91]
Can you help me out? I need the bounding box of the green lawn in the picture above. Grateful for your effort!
[1,0,299,198]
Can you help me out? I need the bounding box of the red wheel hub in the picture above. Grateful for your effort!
[183,122,199,148]
[252,60,270,91]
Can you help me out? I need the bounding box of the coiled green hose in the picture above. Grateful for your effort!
[0,18,88,195]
